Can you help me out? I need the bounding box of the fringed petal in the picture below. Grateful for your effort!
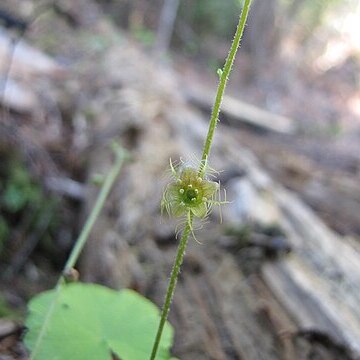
[202,181,219,198]
[190,202,208,218]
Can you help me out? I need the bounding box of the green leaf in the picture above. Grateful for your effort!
[0,216,9,253]
[25,284,174,360]
[2,183,28,212]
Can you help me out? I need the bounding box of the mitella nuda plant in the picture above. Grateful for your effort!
[162,159,224,226]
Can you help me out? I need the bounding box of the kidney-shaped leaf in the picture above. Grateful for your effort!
[25,283,174,360]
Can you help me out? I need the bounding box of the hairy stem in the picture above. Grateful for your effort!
[199,0,252,177]
[151,1,252,359]
[30,144,127,360]
[150,219,192,360]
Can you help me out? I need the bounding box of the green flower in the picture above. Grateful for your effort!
[162,162,220,219]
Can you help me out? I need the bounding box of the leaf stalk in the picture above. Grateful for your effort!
[30,144,127,360]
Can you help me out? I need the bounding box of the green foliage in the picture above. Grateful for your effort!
[280,0,346,40]
[26,145,131,360]
[0,295,14,318]
[132,26,156,47]
[25,284,175,360]
[90,173,106,186]
[0,156,60,259]
[225,224,252,243]
[0,216,9,253]
[298,0,342,33]
[1,162,42,213]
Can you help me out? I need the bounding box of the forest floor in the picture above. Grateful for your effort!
[0,1,360,359]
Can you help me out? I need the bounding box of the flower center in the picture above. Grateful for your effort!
[186,188,197,201]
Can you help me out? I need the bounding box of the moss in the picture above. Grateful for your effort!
[0,155,61,262]
[0,295,15,318]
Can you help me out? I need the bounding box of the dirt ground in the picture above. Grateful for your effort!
[1,1,360,359]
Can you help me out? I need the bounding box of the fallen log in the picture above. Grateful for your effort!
[233,129,360,236]
[226,142,360,357]
[0,31,65,80]
[184,84,296,135]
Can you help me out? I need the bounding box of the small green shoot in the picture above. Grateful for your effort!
[26,143,128,360]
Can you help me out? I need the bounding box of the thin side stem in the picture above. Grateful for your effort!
[64,147,126,273]
[30,145,127,360]
[199,0,252,177]
[150,219,192,360]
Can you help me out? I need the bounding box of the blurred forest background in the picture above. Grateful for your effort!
[0,0,360,359]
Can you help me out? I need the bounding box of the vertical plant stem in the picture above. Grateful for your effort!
[63,147,126,274]
[199,0,252,177]
[150,220,192,360]
[30,144,127,360]
[151,1,252,359]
